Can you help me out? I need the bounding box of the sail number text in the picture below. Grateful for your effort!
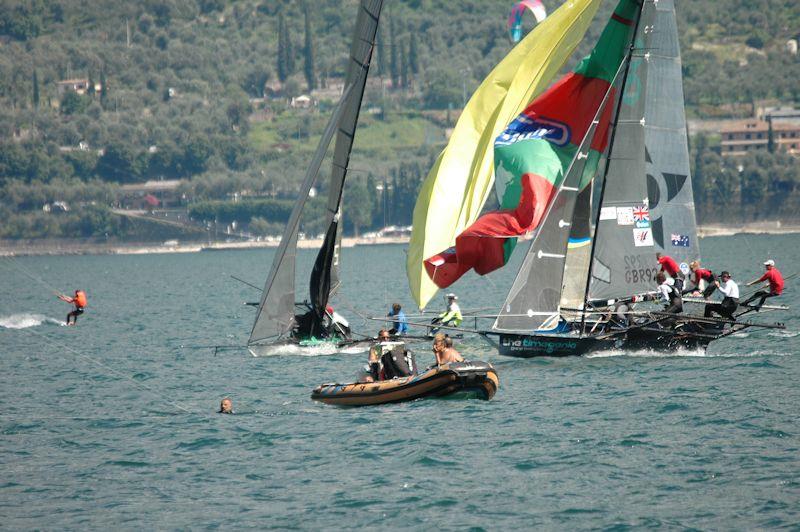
[623,255,658,284]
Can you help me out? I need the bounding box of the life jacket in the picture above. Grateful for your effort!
[74,290,87,308]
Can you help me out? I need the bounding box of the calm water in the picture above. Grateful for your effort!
[1,234,799,529]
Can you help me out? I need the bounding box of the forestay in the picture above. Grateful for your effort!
[588,0,699,303]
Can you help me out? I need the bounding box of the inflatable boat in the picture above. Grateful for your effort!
[311,361,499,406]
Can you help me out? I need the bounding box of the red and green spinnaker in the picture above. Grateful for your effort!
[424,0,639,289]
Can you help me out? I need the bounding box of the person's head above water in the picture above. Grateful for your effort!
[378,329,390,341]
[218,397,233,414]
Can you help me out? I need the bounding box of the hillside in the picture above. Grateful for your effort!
[1,0,799,240]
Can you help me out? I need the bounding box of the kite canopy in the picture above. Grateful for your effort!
[508,0,547,42]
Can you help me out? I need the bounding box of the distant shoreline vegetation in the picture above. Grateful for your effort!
[1,0,798,240]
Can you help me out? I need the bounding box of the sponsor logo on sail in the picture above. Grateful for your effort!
[495,115,571,147]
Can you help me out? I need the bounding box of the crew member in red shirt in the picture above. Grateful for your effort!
[656,252,685,290]
[743,259,784,310]
[686,261,716,297]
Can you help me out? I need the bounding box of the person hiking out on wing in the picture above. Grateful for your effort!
[387,303,408,335]
[656,252,685,291]
[704,271,739,320]
[429,293,462,335]
[685,261,716,298]
[58,289,87,325]
[742,259,784,311]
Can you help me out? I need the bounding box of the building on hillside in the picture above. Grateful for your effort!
[57,78,102,95]
[719,119,800,157]
[290,95,315,109]
[119,180,185,210]
[762,106,800,124]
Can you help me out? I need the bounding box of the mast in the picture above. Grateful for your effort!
[579,1,646,330]
[582,0,699,312]
[249,0,383,347]
[307,0,383,335]
[492,58,627,333]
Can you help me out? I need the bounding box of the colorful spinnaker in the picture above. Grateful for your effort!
[424,0,640,290]
[407,0,602,309]
[508,0,547,43]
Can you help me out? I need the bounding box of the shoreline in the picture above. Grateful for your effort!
[2,222,800,257]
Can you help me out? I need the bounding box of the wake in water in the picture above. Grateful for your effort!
[0,313,64,329]
[586,347,708,359]
[249,342,366,357]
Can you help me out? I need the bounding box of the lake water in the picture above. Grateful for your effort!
[1,234,798,528]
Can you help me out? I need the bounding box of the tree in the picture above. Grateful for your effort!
[277,13,289,82]
[389,17,399,88]
[99,70,108,108]
[183,137,214,175]
[409,31,419,75]
[376,25,386,76]
[346,178,373,236]
[96,142,143,183]
[400,37,409,89]
[60,92,88,115]
[303,3,316,91]
[32,69,39,109]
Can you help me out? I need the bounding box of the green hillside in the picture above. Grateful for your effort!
[1,0,799,239]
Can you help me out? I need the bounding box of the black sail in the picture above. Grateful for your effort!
[587,0,699,303]
[307,0,383,331]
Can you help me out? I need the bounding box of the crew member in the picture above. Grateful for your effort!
[387,303,408,335]
[655,272,682,314]
[363,329,392,382]
[218,397,234,414]
[656,252,685,290]
[742,259,784,311]
[432,333,464,366]
[58,289,87,326]
[429,294,463,335]
[686,261,716,297]
[324,305,351,339]
[704,271,739,320]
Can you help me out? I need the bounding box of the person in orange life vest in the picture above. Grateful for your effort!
[656,252,685,291]
[58,289,87,325]
[742,259,785,311]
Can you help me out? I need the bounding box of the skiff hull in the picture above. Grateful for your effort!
[311,361,499,406]
[497,329,713,358]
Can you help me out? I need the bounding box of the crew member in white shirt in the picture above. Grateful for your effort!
[656,272,682,314]
[703,271,739,320]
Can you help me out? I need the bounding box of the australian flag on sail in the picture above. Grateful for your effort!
[671,233,690,247]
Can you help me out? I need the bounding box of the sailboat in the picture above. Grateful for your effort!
[247,0,383,355]
[409,0,786,357]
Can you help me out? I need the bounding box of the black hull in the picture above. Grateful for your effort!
[497,328,713,358]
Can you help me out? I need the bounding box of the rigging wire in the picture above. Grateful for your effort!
[19,326,196,415]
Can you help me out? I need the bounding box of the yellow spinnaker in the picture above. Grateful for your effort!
[407,0,602,309]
